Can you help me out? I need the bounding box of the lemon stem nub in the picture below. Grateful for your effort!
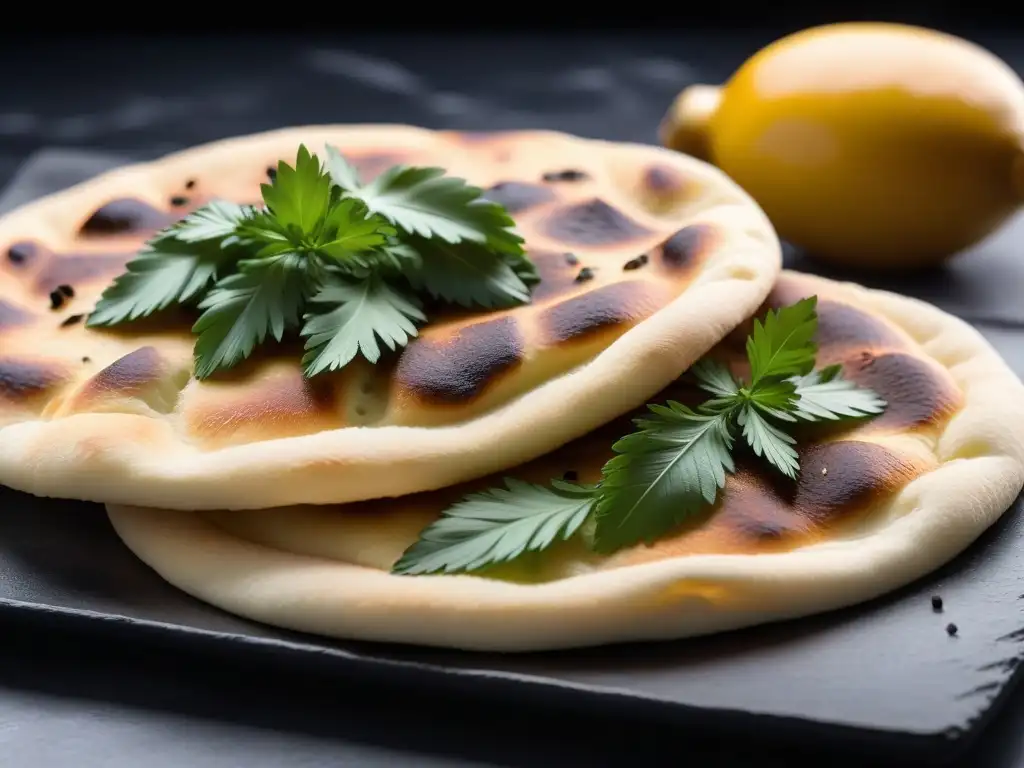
[659,85,722,162]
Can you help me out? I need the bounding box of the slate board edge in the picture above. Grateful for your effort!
[0,593,988,766]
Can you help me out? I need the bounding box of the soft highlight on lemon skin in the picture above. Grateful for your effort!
[661,23,1024,270]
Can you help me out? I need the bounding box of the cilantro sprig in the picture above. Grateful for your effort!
[392,297,888,576]
[87,145,536,379]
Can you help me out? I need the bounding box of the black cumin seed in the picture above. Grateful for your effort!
[563,470,579,482]
[564,252,580,266]
[266,166,277,181]
[170,195,189,207]
[184,178,196,189]
[61,314,83,327]
[623,254,649,271]
[542,169,589,183]
[575,267,595,283]
[931,595,943,612]
[49,290,66,310]
[946,623,958,636]
[57,284,74,298]
[81,356,91,363]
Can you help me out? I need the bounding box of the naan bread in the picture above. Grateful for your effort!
[106,272,1024,651]
[0,125,779,510]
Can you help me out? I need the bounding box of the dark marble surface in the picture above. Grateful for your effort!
[2,32,1024,767]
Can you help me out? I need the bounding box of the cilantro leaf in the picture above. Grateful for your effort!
[593,404,734,553]
[335,242,423,280]
[746,379,799,421]
[324,145,362,192]
[300,275,425,376]
[317,198,395,261]
[746,296,818,385]
[261,145,332,236]
[737,404,799,478]
[323,143,535,287]
[374,241,422,272]
[790,365,888,421]
[233,210,291,252]
[172,200,256,243]
[392,479,598,575]
[350,164,525,255]
[403,236,531,309]
[87,237,236,327]
[692,359,740,398]
[191,253,308,379]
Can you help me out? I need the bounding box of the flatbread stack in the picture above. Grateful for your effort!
[3,126,1024,652]
[0,126,777,510]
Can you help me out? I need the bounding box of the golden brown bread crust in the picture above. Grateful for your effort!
[0,125,780,508]
[105,271,1024,650]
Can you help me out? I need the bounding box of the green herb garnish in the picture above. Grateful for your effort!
[392,479,598,576]
[87,145,534,379]
[392,297,888,575]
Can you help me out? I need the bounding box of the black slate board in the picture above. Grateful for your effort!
[2,140,1024,765]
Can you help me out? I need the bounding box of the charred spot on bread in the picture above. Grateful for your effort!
[540,281,669,345]
[5,242,35,266]
[716,474,815,541]
[83,347,166,398]
[543,199,652,246]
[78,198,178,237]
[33,250,134,295]
[395,316,524,404]
[792,441,917,519]
[542,169,589,183]
[482,182,557,214]
[643,164,688,197]
[0,358,67,399]
[659,224,715,271]
[808,301,907,354]
[0,300,33,330]
[842,351,962,430]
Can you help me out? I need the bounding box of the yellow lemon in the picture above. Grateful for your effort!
[661,23,1024,269]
